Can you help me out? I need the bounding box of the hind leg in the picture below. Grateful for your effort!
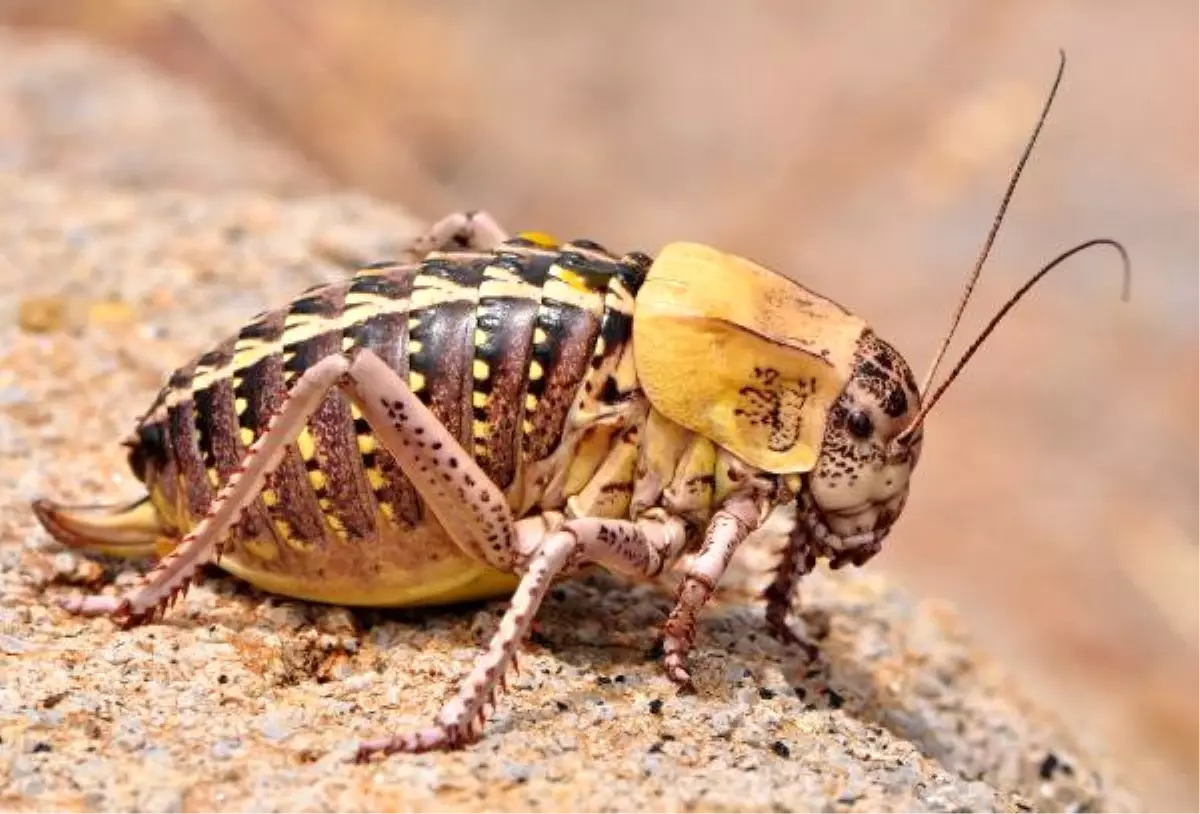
[56,353,359,625]
[57,349,523,626]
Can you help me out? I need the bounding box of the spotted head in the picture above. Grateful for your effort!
[803,331,923,564]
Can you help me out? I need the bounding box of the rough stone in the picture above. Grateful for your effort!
[0,176,1136,810]
[0,27,1139,814]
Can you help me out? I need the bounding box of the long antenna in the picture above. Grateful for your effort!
[915,49,1068,398]
[894,237,1131,446]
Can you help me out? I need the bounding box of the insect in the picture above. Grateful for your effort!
[32,52,1128,761]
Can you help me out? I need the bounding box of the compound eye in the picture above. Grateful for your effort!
[847,409,874,440]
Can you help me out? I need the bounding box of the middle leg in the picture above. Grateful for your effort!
[353,510,690,760]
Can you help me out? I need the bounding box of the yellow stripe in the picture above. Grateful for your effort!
[479,264,542,300]
[411,273,479,311]
[478,278,542,300]
[344,290,397,310]
[424,249,494,263]
[542,276,605,316]
[188,296,411,393]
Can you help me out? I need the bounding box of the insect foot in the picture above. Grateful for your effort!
[661,496,764,691]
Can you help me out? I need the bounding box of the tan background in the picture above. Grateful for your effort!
[1,1,1195,809]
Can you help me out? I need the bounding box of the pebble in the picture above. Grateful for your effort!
[342,673,375,693]
[258,713,295,743]
[18,776,46,797]
[709,708,744,738]
[501,761,531,784]
[16,296,72,334]
[0,633,36,654]
[0,385,29,405]
[51,552,77,577]
[211,739,241,760]
[112,719,147,752]
[135,786,184,814]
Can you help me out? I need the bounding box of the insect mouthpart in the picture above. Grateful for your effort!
[796,491,890,568]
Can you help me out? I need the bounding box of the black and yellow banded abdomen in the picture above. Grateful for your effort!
[122,236,651,603]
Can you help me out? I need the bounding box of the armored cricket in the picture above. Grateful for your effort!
[32,52,1129,760]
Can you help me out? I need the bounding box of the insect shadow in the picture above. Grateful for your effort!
[373,566,980,777]
[57,554,971,772]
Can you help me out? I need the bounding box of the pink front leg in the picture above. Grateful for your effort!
[662,495,765,690]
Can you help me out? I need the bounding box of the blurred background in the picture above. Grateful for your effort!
[0,1,1194,808]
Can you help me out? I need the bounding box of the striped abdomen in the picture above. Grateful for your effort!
[124,237,652,586]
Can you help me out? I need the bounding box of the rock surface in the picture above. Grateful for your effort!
[0,28,1139,813]
[0,29,328,195]
[0,138,1137,814]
